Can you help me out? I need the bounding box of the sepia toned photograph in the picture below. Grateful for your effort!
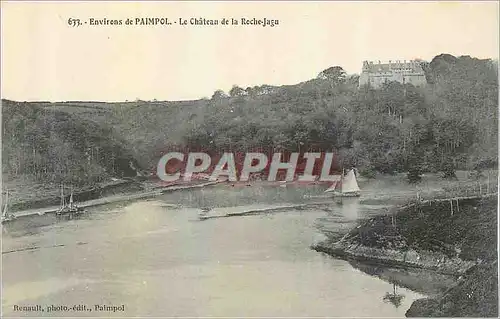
[1,1,498,317]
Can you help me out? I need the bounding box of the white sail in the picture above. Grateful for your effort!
[324,176,342,193]
[324,181,337,193]
[342,169,360,193]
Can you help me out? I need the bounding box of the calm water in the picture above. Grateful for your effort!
[2,183,427,317]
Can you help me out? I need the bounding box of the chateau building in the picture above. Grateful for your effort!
[358,60,427,88]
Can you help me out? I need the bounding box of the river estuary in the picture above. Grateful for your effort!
[2,182,430,317]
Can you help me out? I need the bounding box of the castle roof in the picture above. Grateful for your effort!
[366,63,392,73]
[363,60,424,73]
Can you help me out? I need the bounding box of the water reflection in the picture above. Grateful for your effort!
[348,260,456,297]
[383,283,405,309]
[161,183,330,208]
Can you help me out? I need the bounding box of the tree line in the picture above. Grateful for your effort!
[2,53,497,185]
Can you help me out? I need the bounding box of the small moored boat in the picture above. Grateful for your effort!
[199,207,212,220]
[56,185,84,216]
[1,190,16,224]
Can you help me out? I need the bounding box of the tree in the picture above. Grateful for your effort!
[442,160,457,179]
[346,74,360,86]
[229,85,246,97]
[245,87,256,97]
[426,53,458,83]
[407,145,424,184]
[317,66,346,84]
[211,89,228,101]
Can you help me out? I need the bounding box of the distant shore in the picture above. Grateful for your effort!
[6,178,222,218]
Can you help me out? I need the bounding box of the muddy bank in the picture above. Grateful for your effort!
[8,179,144,212]
[198,201,333,220]
[312,194,498,317]
[9,179,222,217]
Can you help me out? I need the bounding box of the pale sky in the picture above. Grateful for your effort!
[1,1,498,102]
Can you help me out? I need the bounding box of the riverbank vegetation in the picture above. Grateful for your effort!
[406,260,498,317]
[341,195,496,261]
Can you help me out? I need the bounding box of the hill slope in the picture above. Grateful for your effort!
[2,53,498,182]
[35,54,498,178]
[2,100,140,188]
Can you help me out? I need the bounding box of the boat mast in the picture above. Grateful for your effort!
[69,187,74,209]
[341,167,344,192]
[340,166,344,204]
[60,184,65,208]
[2,190,8,217]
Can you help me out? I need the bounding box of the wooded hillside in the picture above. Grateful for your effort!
[2,53,497,184]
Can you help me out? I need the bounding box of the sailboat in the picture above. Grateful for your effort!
[56,185,84,216]
[1,190,16,224]
[324,168,361,197]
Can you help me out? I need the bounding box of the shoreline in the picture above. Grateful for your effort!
[312,239,476,276]
[311,193,498,317]
[312,193,495,275]
[198,201,335,220]
[5,179,222,219]
[4,173,498,316]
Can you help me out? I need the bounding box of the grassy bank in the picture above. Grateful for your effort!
[405,261,498,317]
[336,195,496,262]
[312,191,498,317]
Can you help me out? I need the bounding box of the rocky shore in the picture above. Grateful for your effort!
[312,240,476,276]
[312,194,498,317]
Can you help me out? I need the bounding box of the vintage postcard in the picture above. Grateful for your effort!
[1,1,498,318]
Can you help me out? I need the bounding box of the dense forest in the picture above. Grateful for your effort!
[2,53,498,186]
[169,53,498,180]
[2,101,139,186]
